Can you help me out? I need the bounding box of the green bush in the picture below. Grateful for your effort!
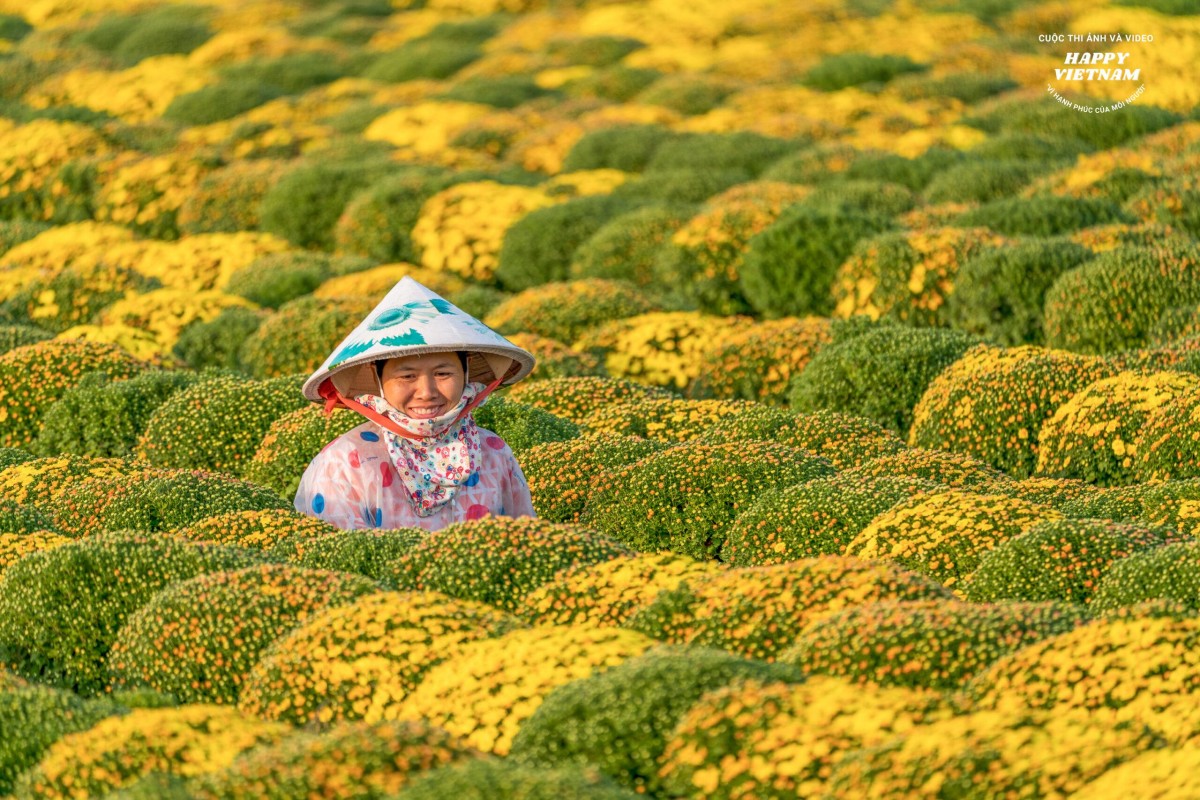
[172,307,268,372]
[968,133,1092,163]
[54,469,292,536]
[504,376,674,425]
[471,396,581,454]
[32,370,202,459]
[162,80,284,125]
[239,296,376,378]
[954,196,1132,237]
[135,374,307,475]
[394,758,641,800]
[333,168,455,263]
[1090,541,1200,612]
[838,147,964,191]
[803,52,926,91]
[510,645,803,794]
[0,324,52,354]
[260,159,401,250]
[893,71,1018,104]
[544,35,645,66]
[1127,180,1200,239]
[789,324,980,435]
[842,447,1011,489]
[740,206,893,317]
[76,6,212,65]
[0,13,32,42]
[0,447,34,471]
[361,39,483,82]
[925,159,1043,203]
[224,251,336,310]
[519,435,668,524]
[971,99,1181,150]
[611,169,747,204]
[1044,242,1200,354]
[635,74,738,115]
[0,219,50,256]
[0,498,56,534]
[273,528,424,586]
[0,531,261,693]
[387,516,630,612]
[484,279,655,344]
[801,179,917,216]
[722,474,941,565]
[560,65,662,102]
[569,205,691,287]
[440,75,555,109]
[0,340,150,449]
[0,685,123,795]
[108,563,379,704]
[561,125,677,173]
[964,518,1179,604]
[781,600,1090,689]
[583,442,835,559]
[699,407,905,468]
[245,406,364,500]
[645,132,798,177]
[218,51,349,95]
[496,195,639,291]
[947,239,1095,345]
[176,159,284,235]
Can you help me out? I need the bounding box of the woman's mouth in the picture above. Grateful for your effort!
[408,405,444,418]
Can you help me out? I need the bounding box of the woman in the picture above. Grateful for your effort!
[295,276,537,531]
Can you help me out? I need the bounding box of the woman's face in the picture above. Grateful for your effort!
[380,352,466,420]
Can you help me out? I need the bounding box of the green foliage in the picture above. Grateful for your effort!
[245,407,366,500]
[1090,541,1200,611]
[0,324,52,355]
[635,75,738,115]
[0,531,261,693]
[561,125,677,173]
[333,168,455,262]
[722,474,941,566]
[801,180,917,217]
[440,75,555,108]
[947,239,1095,345]
[0,219,50,256]
[698,408,906,469]
[519,435,668,523]
[741,206,893,317]
[361,39,483,82]
[0,14,32,42]
[645,132,798,177]
[393,759,642,800]
[75,6,212,65]
[968,133,1092,163]
[1043,242,1200,354]
[837,147,964,191]
[0,447,35,471]
[569,204,691,295]
[32,370,202,459]
[135,374,307,475]
[259,158,402,250]
[274,528,425,587]
[172,307,268,372]
[496,195,638,290]
[893,71,1018,104]
[218,52,350,94]
[560,65,662,102]
[924,159,1041,203]
[0,498,55,534]
[0,263,158,334]
[471,396,581,454]
[964,518,1178,603]
[447,284,509,321]
[224,251,336,310]
[971,98,1181,150]
[485,279,655,343]
[843,447,1011,490]
[239,296,376,378]
[163,80,285,125]
[55,469,291,536]
[612,169,748,204]
[583,442,835,559]
[803,52,927,90]
[387,516,631,612]
[510,645,803,795]
[177,159,284,235]
[544,35,645,66]
[954,196,1132,236]
[0,685,123,795]
[108,564,379,704]
[504,376,674,425]
[789,324,980,435]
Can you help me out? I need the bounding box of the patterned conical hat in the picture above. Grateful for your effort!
[301,276,535,403]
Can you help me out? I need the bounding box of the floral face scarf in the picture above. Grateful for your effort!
[353,381,486,517]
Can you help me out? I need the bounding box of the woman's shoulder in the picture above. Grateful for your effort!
[475,426,515,455]
[312,421,389,463]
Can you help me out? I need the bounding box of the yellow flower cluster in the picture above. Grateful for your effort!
[25,55,213,123]
[833,227,1008,325]
[660,677,949,800]
[16,705,290,799]
[504,376,674,424]
[506,118,586,174]
[95,288,257,352]
[0,119,110,222]
[0,530,70,576]
[92,152,215,238]
[583,398,757,442]
[110,232,293,292]
[542,169,631,199]
[843,447,1010,491]
[0,455,133,506]
[314,264,467,302]
[846,489,1060,589]
[505,332,603,380]
[172,508,338,551]
[0,221,134,281]
[388,624,654,755]
[573,311,756,390]
[55,324,168,363]
[1075,745,1200,800]
[239,591,517,726]
[484,278,656,345]
[411,181,556,282]
[695,317,832,405]
[364,101,493,158]
[520,552,725,627]
[189,27,337,67]
[1035,371,1200,486]
[10,257,148,331]
[1135,387,1200,483]
[1070,222,1179,254]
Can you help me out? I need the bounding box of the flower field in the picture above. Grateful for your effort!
[1,0,1199,796]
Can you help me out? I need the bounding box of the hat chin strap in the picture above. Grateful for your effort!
[318,376,502,441]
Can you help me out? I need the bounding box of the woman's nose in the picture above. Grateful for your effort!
[415,374,439,397]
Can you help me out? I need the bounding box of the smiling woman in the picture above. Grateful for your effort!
[293,277,538,532]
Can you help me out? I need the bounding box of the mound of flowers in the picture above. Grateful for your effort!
[239,591,518,726]
[171,508,339,552]
[12,704,290,800]
[782,599,1090,689]
[0,530,262,693]
[581,398,760,443]
[722,474,941,565]
[483,278,657,344]
[628,558,953,661]
[0,455,134,508]
[504,376,674,425]
[584,441,835,559]
[107,563,381,704]
[1134,386,1200,482]
[503,332,604,380]
[1073,744,1200,800]
[386,624,655,755]
[244,405,364,499]
[273,527,426,586]
[388,517,630,611]
[391,758,641,800]
[963,518,1182,604]
[237,295,376,379]
[0,530,71,576]
[469,396,581,453]
[685,317,832,405]
[658,677,950,800]
[1091,541,1200,613]
[519,552,724,628]
[908,344,1116,478]
[845,488,1059,588]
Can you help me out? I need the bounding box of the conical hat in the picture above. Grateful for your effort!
[301,276,535,402]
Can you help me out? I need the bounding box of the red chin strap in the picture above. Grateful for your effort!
[317,376,503,441]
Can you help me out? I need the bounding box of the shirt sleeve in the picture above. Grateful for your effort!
[294,443,369,531]
[501,451,537,519]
